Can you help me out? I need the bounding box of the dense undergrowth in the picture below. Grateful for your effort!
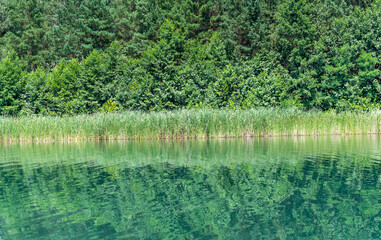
[0,0,380,116]
[1,109,381,142]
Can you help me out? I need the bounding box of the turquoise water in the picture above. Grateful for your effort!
[0,136,381,239]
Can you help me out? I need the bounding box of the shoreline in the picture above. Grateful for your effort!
[1,109,381,143]
[1,133,380,144]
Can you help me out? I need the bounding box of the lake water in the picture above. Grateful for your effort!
[0,136,381,239]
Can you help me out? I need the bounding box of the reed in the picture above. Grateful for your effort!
[0,108,380,142]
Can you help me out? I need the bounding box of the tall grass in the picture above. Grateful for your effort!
[0,108,380,142]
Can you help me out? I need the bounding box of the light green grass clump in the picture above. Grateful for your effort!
[0,108,380,142]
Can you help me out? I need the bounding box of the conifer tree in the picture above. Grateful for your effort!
[0,0,9,38]
[1,0,50,69]
[0,51,25,115]
[53,0,115,60]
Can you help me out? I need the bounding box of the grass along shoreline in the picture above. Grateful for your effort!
[1,109,381,142]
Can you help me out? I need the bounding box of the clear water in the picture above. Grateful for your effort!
[0,136,381,239]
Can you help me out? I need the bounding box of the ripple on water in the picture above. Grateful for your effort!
[0,136,381,239]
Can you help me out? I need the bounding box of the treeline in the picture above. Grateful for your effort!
[0,0,380,115]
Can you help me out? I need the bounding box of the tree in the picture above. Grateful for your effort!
[0,51,25,115]
[1,0,51,70]
[52,0,115,61]
[0,0,9,38]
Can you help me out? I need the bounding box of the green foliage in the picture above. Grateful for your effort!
[0,0,9,37]
[52,0,115,61]
[1,0,51,69]
[45,59,83,115]
[101,100,118,113]
[21,67,49,115]
[0,51,25,115]
[0,0,380,115]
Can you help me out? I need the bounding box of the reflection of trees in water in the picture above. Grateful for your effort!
[0,153,380,239]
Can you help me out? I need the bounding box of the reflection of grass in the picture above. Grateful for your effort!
[0,108,381,142]
[1,145,380,239]
[1,135,379,170]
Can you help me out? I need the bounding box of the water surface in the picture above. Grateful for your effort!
[1,136,381,239]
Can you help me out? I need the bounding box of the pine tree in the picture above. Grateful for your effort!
[0,0,9,38]
[1,0,50,70]
[53,0,115,60]
[115,0,164,56]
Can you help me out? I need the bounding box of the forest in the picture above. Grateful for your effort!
[0,0,380,116]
